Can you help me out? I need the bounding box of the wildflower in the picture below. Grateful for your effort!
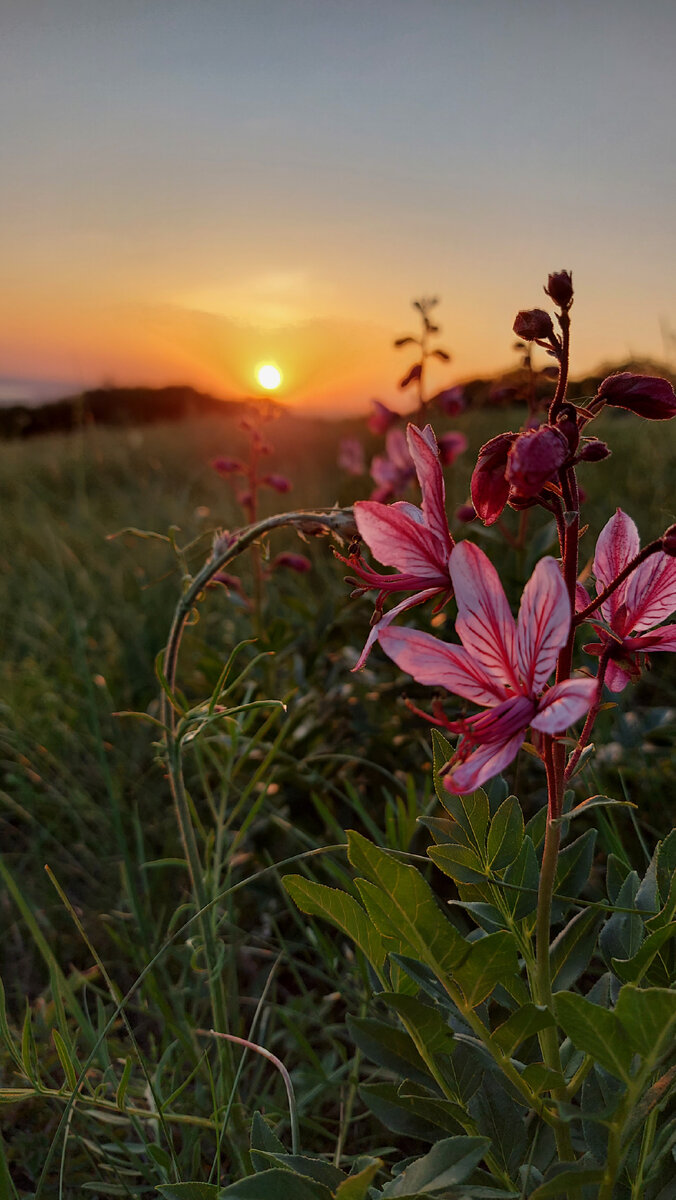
[338,437,366,476]
[370,428,416,502]
[506,426,568,497]
[368,399,399,435]
[545,270,574,310]
[437,431,468,466]
[455,503,477,524]
[339,424,454,668]
[432,385,466,416]
[263,473,292,493]
[583,509,676,692]
[271,552,312,573]
[212,456,243,475]
[596,373,676,420]
[470,432,516,525]
[513,309,555,343]
[378,541,595,792]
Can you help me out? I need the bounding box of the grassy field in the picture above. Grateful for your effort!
[1,405,675,1194]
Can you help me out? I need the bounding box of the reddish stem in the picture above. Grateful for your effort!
[574,540,663,626]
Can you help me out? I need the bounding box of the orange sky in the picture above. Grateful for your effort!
[2,2,675,415]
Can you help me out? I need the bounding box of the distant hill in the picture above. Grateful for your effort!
[0,384,250,439]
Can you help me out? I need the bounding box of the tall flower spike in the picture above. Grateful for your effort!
[583,509,676,691]
[340,424,454,668]
[378,541,595,792]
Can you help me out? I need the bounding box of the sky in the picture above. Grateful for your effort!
[1,0,675,415]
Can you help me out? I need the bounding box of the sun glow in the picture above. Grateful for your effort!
[256,363,282,390]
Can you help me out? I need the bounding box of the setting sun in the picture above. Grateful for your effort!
[256,363,282,390]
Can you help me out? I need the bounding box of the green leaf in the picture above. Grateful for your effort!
[438,788,490,857]
[614,984,676,1064]
[157,1187,218,1200]
[250,1111,286,1172]
[431,729,455,807]
[520,1064,566,1094]
[599,870,643,966]
[454,932,521,1008]
[378,993,456,1057]
[528,1166,605,1198]
[553,992,633,1083]
[283,876,385,969]
[334,1160,383,1199]
[428,843,488,886]
[380,1136,491,1196]
[492,1004,555,1058]
[550,908,604,991]
[468,1074,526,1174]
[216,1170,331,1199]
[486,796,524,871]
[253,1155,346,1191]
[52,1029,79,1092]
[360,1082,466,1141]
[611,922,676,985]
[347,1017,431,1086]
[348,832,466,975]
[502,837,539,920]
[552,829,597,919]
[559,794,636,821]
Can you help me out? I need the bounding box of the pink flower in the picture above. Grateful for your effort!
[338,437,366,476]
[263,473,292,493]
[271,552,312,573]
[370,428,416,501]
[597,373,676,420]
[378,541,595,793]
[583,509,676,691]
[432,385,466,416]
[506,426,568,497]
[368,400,399,435]
[470,432,516,525]
[437,431,468,466]
[339,424,455,668]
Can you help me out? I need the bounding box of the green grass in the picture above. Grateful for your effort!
[0,406,675,1193]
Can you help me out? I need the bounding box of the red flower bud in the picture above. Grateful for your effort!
[662,524,676,557]
[263,473,292,493]
[513,309,555,342]
[432,385,466,416]
[544,270,573,309]
[212,456,243,475]
[470,432,516,525]
[368,399,399,435]
[577,439,611,462]
[272,552,312,573]
[597,373,676,420]
[555,405,580,453]
[506,426,568,497]
[437,431,468,465]
[455,503,477,523]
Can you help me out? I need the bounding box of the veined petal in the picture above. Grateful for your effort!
[352,588,443,671]
[407,424,452,551]
[391,500,425,525]
[575,582,591,613]
[594,509,640,624]
[450,541,518,689]
[624,553,676,633]
[531,677,596,734]
[378,626,508,705]
[627,624,676,653]
[605,661,633,693]
[516,557,570,693]
[355,501,450,577]
[445,730,526,794]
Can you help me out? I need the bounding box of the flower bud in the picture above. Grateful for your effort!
[212,456,242,475]
[263,473,292,493]
[437,431,468,465]
[597,373,676,420]
[662,524,676,557]
[577,439,611,462]
[470,432,516,525]
[272,552,312,573]
[506,426,568,497]
[555,404,579,452]
[455,503,477,523]
[368,399,399,435]
[432,385,466,416]
[544,270,573,309]
[513,309,555,342]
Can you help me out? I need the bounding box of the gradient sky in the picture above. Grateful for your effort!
[2,0,675,414]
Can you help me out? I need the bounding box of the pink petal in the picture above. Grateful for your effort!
[354,501,450,579]
[352,588,442,671]
[624,553,676,633]
[531,677,596,734]
[605,661,633,693]
[575,582,591,613]
[378,626,508,705]
[407,424,452,551]
[450,541,518,690]
[516,557,571,693]
[391,501,425,525]
[445,730,526,794]
[594,509,640,624]
[628,624,676,653]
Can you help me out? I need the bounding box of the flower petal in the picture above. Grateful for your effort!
[352,588,443,671]
[378,626,508,705]
[531,677,596,734]
[624,553,676,633]
[407,424,453,551]
[605,661,633,693]
[627,624,676,653]
[450,541,518,690]
[516,557,570,693]
[445,730,526,794]
[355,501,450,579]
[594,509,640,624]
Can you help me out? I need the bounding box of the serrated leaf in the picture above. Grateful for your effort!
[250,1111,286,1172]
[335,1159,383,1199]
[486,797,524,871]
[428,843,487,886]
[614,984,676,1064]
[253,1154,346,1191]
[360,1082,464,1142]
[380,1136,491,1196]
[379,993,455,1057]
[561,794,636,821]
[454,931,521,1008]
[283,876,385,969]
[520,1063,565,1094]
[492,1004,555,1058]
[468,1074,526,1173]
[550,907,603,991]
[216,1169,331,1199]
[347,1017,431,1086]
[553,992,633,1082]
[438,789,490,856]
